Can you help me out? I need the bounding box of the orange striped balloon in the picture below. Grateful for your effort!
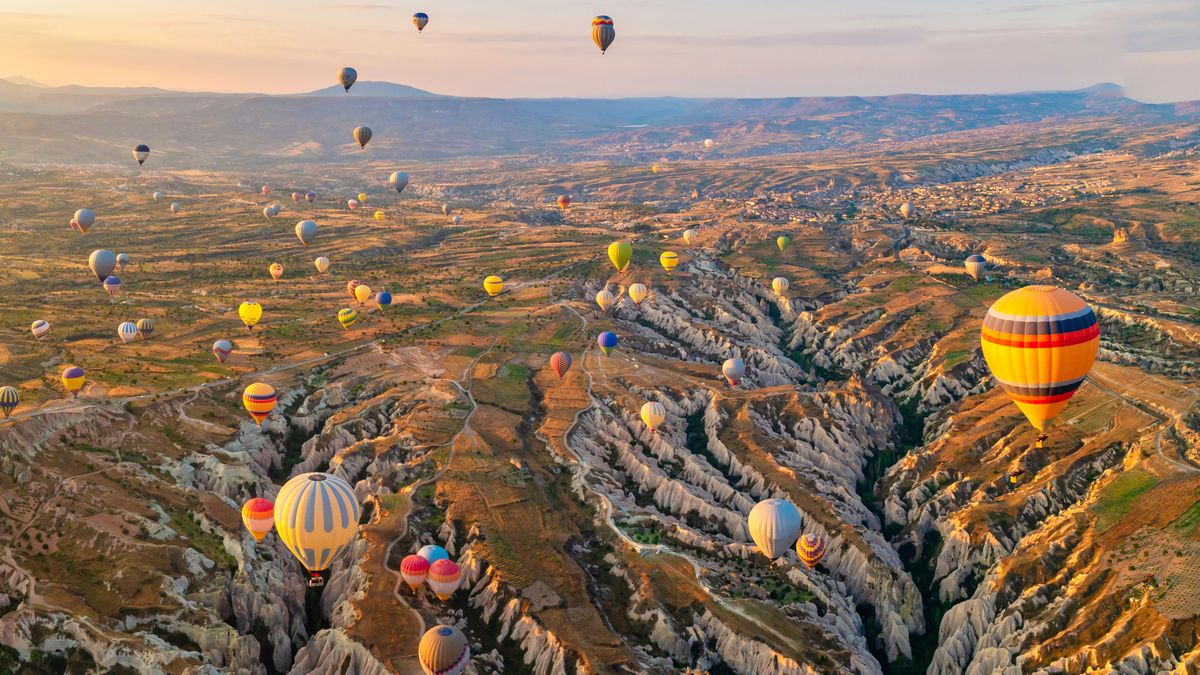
[796,533,827,570]
[241,498,275,541]
[242,383,277,426]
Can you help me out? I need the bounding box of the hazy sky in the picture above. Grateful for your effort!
[2,0,1198,101]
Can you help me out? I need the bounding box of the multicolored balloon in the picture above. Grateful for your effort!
[274,472,360,585]
[241,498,275,541]
[412,12,429,32]
[965,254,987,281]
[103,276,122,299]
[597,331,618,356]
[375,290,392,311]
[136,318,154,340]
[338,308,359,329]
[133,144,150,165]
[306,191,317,204]
[401,554,430,591]
[354,126,372,149]
[627,283,648,305]
[213,339,234,363]
[61,366,85,398]
[269,263,283,281]
[419,625,470,675]
[0,386,18,418]
[557,195,571,210]
[796,533,827,570]
[427,558,461,601]
[338,67,358,92]
[776,236,791,253]
[242,383,277,425]
[31,320,50,340]
[118,321,138,344]
[640,401,666,433]
[549,352,572,379]
[592,15,615,54]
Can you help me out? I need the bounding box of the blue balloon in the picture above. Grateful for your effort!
[375,290,392,308]
[597,331,618,356]
[417,544,449,564]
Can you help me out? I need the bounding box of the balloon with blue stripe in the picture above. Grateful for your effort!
[274,472,361,585]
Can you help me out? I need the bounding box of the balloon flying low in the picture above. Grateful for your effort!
[483,275,505,297]
[659,251,679,272]
[30,320,50,340]
[354,126,372,149]
[389,171,409,194]
[295,220,318,246]
[640,401,666,432]
[132,144,150,165]
[965,254,987,281]
[597,331,618,356]
[136,318,154,340]
[401,554,430,591]
[747,498,801,560]
[241,498,275,541]
[607,241,632,272]
[427,559,461,601]
[242,383,277,425]
[0,386,19,418]
[118,321,138,344]
[797,533,827,569]
[315,257,330,274]
[212,339,234,363]
[338,308,359,329]
[595,288,615,311]
[61,366,85,398]
[88,249,116,281]
[274,472,360,585]
[419,625,470,675]
[772,277,789,296]
[239,301,262,330]
[549,352,572,379]
[269,263,283,281]
[776,236,791,253]
[627,283,648,305]
[354,284,373,305]
[722,358,745,386]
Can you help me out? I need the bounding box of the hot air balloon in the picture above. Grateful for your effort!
[427,559,461,600]
[103,276,122,299]
[239,301,262,330]
[413,12,429,32]
[660,251,679,273]
[651,164,661,174]
[292,191,301,203]
[483,275,505,297]
[305,191,317,204]
[0,386,18,418]
[133,144,150,165]
[796,533,827,570]
[354,284,373,305]
[772,277,789,296]
[295,220,318,246]
[242,498,275,541]
[136,318,154,340]
[704,138,714,149]
[441,204,452,216]
[683,229,697,245]
[549,352,572,379]
[597,331,618,356]
[166,202,180,216]
[213,339,234,363]
[242,383,277,426]
[640,401,666,433]
[269,263,283,281]
[418,544,449,564]
[30,320,49,340]
[389,171,409,194]
[608,241,632,272]
[722,358,745,387]
[401,554,430,591]
[74,208,96,232]
[357,193,367,203]
[965,254,987,281]
[595,288,615,311]
[260,186,270,196]
[152,191,163,202]
[419,625,470,675]
[776,236,791,253]
[89,249,117,282]
[274,472,360,586]
[61,366,85,398]
[263,206,276,219]
[981,285,1099,439]
[347,280,362,299]
[315,257,330,274]
[354,126,372,149]
[338,67,357,92]
[374,210,386,223]
[116,253,130,273]
[557,195,571,210]
[899,202,915,220]
[747,498,801,560]
[452,215,462,226]
[375,290,392,311]
[347,199,359,210]
[627,283,649,305]
[338,308,359,330]
[592,15,615,54]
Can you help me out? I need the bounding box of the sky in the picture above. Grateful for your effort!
[1,0,1198,102]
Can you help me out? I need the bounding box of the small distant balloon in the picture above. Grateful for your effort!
[315,257,331,274]
[549,351,572,379]
[338,67,358,92]
[354,126,372,149]
[213,339,234,363]
[118,321,138,344]
[133,144,150,165]
[412,12,429,32]
[389,171,409,194]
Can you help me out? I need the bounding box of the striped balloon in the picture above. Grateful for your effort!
[597,331,618,356]
[0,386,19,418]
[660,251,679,272]
[242,383,277,425]
[136,318,154,340]
[549,351,572,379]
[419,625,470,675]
[61,366,85,398]
[103,276,122,299]
[591,15,615,53]
[338,308,359,330]
[401,554,430,591]
[796,533,827,570]
[213,339,234,363]
[30,320,50,340]
[981,285,1099,432]
[274,473,360,580]
[965,254,987,281]
[241,498,275,541]
[427,558,461,601]
[118,321,138,344]
[483,275,505,297]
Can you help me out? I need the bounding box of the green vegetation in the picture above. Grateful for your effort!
[1090,470,1160,532]
[1169,494,1200,536]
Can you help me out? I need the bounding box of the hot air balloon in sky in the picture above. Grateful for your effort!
[389,171,409,194]
[704,138,715,149]
[295,220,317,246]
[118,322,138,344]
[103,276,122,299]
[136,318,154,340]
[89,249,116,282]
[608,241,632,272]
[981,285,1099,438]
[338,308,359,329]
[796,533,827,570]
[153,191,163,202]
[427,559,461,601]
[748,498,801,560]
[239,301,262,330]
[213,339,234,363]
[418,544,449,564]
[441,203,452,216]
[965,254,987,281]
[269,263,283,281]
[315,257,331,274]
[722,358,745,387]
[306,191,317,204]
[292,191,301,203]
[641,401,666,433]
[354,126,372,149]
[347,280,361,298]
[347,198,360,210]
[338,67,357,92]
[660,251,679,273]
[592,15,615,53]
[401,555,430,591]
[263,206,276,219]
[170,201,181,214]
[116,253,129,273]
[776,236,791,253]
[242,498,275,541]
[74,208,95,232]
[30,320,49,340]
[683,229,697,245]
[772,277,789,296]
[484,275,505,297]
[597,331,618,356]
[627,283,648,305]
[557,195,571,210]
[133,144,150,165]
[261,185,270,196]
[0,386,18,418]
[242,383,277,426]
[419,625,470,675]
[375,290,392,311]
[61,366,85,398]
[549,351,572,379]
[652,164,661,174]
[274,472,360,586]
[452,215,462,226]
[354,284,373,305]
[357,193,367,203]
[595,288,615,311]
[374,210,386,223]
[899,202,916,220]
[413,12,429,32]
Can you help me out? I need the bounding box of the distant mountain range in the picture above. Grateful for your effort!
[0,77,1195,169]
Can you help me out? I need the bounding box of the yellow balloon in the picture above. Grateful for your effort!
[357,192,368,203]
[374,210,385,223]
[660,251,679,272]
[338,308,358,329]
[239,301,262,330]
[640,401,666,432]
[242,383,277,425]
[354,284,373,305]
[269,263,283,281]
[595,288,615,311]
[484,275,505,297]
[274,472,360,578]
[607,241,632,272]
[627,283,649,305]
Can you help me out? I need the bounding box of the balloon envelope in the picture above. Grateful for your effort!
[30,320,50,340]
[118,322,138,344]
[549,352,572,379]
[338,67,358,92]
[608,241,632,272]
[597,331,618,356]
[295,220,318,246]
[133,144,150,165]
[965,254,987,281]
[389,171,409,194]
[74,208,96,231]
[239,301,263,329]
[315,257,331,273]
[776,236,791,253]
[242,383,277,425]
[419,625,470,675]
[213,339,234,362]
[797,533,827,569]
[413,12,429,32]
[274,472,361,574]
[748,498,802,559]
[88,249,116,281]
[0,386,19,418]
[595,289,615,311]
[418,544,449,564]
[401,554,430,591]
[627,283,648,305]
[592,15,615,53]
[660,251,679,272]
[338,308,359,329]
[354,126,372,148]
[136,318,154,339]
[242,498,275,541]
[640,401,666,432]
[61,366,85,397]
[427,559,461,600]
[722,358,745,386]
[483,275,505,297]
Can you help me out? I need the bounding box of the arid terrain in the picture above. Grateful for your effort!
[1,83,1200,674]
